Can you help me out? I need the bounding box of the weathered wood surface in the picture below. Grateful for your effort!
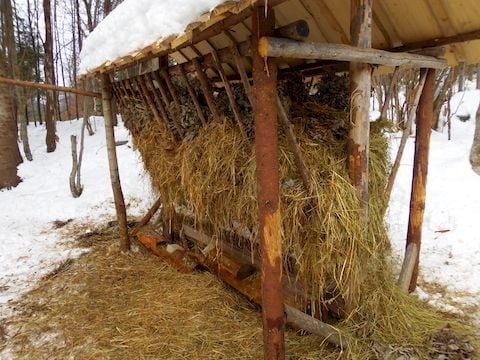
[130,196,163,236]
[0,75,101,97]
[252,6,285,359]
[258,37,447,69]
[405,68,436,292]
[101,74,130,251]
[397,243,419,292]
[385,70,427,200]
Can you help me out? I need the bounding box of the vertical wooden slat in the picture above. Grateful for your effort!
[210,47,247,137]
[101,73,129,251]
[406,68,436,292]
[178,64,207,125]
[192,57,222,122]
[252,6,285,360]
[348,0,373,217]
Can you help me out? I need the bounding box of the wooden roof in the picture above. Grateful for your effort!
[85,0,480,76]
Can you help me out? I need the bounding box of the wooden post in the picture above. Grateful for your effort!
[101,73,130,251]
[252,6,285,360]
[406,68,436,292]
[348,0,372,217]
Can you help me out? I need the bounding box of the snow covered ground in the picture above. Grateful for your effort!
[0,90,479,328]
[387,88,480,318]
[0,117,153,319]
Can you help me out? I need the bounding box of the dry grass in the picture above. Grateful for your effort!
[1,226,336,359]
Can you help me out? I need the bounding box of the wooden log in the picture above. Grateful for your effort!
[258,37,447,69]
[136,227,195,273]
[274,20,310,41]
[406,68,436,292]
[101,74,130,251]
[230,47,254,105]
[192,57,222,122]
[277,95,312,192]
[130,196,163,236]
[344,0,373,315]
[178,64,207,125]
[385,70,427,201]
[397,243,419,292]
[252,6,285,359]
[210,47,247,137]
[0,75,101,97]
[284,305,344,348]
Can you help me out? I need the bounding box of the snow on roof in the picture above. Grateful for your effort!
[79,0,231,75]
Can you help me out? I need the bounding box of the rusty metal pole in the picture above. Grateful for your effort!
[406,68,436,292]
[348,0,372,217]
[101,73,130,251]
[252,6,285,360]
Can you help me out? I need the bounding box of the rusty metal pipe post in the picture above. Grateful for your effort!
[252,6,285,360]
[406,68,436,292]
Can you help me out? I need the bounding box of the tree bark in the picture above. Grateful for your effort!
[470,104,480,175]
[101,73,130,251]
[406,68,436,292]
[0,55,21,189]
[252,6,285,360]
[43,0,57,152]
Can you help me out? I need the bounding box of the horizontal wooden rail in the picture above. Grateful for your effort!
[258,37,448,69]
[0,76,102,98]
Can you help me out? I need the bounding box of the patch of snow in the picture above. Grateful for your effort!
[79,0,232,74]
[0,117,153,320]
[387,89,480,319]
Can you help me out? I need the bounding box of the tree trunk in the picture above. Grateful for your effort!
[43,0,57,152]
[0,55,21,189]
[470,104,480,175]
[101,73,130,251]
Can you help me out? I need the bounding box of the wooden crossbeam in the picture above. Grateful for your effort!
[0,76,101,98]
[258,37,448,69]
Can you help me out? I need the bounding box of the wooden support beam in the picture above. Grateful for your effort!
[131,196,163,236]
[258,37,447,69]
[276,96,312,192]
[178,64,207,125]
[252,6,285,360]
[160,68,182,112]
[385,70,427,201]
[345,0,373,315]
[0,75,101,98]
[101,74,130,251]
[230,47,254,105]
[210,47,247,137]
[393,29,480,53]
[348,0,372,216]
[192,57,222,122]
[405,68,436,292]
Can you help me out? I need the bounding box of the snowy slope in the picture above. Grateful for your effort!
[0,118,152,318]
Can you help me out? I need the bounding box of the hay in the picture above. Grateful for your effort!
[1,225,336,359]
[129,106,478,358]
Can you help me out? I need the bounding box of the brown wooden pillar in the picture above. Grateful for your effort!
[252,6,285,360]
[406,68,436,292]
[348,0,372,217]
[101,73,130,251]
